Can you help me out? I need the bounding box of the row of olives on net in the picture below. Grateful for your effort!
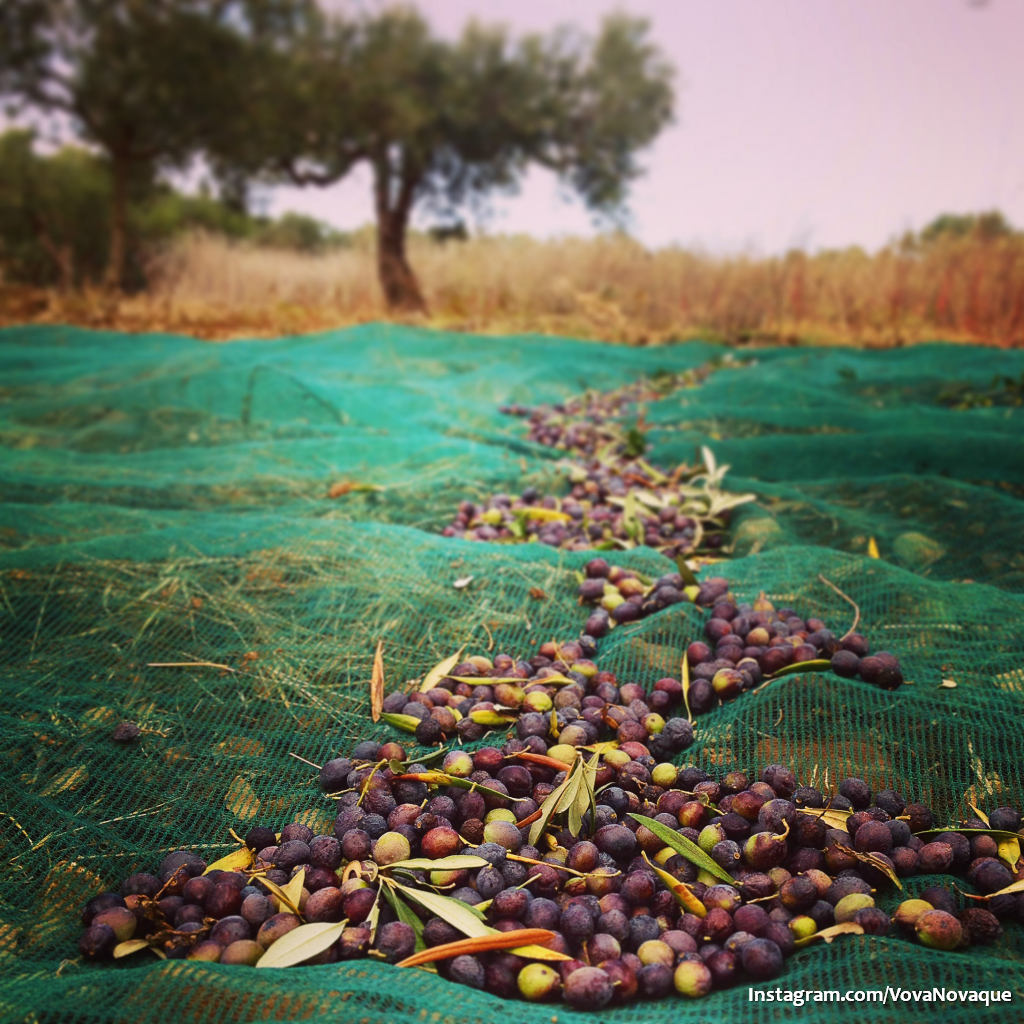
[581,564,903,692]
[79,742,1022,1009]
[442,461,726,556]
[449,368,732,554]
[379,635,695,758]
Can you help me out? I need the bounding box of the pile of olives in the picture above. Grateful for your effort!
[445,371,749,555]
[78,746,1022,1009]
[442,458,734,555]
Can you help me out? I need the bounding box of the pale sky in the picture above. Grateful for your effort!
[266,0,1024,255]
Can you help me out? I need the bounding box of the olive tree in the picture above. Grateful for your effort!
[240,7,675,312]
[0,0,284,288]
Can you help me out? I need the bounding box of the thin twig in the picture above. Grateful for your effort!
[288,752,323,770]
[817,574,860,639]
[479,620,495,651]
[147,661,236,672]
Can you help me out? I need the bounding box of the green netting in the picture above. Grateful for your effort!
[1,324,1023,1023]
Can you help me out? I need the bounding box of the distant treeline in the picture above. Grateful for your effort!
[0,129,365,289]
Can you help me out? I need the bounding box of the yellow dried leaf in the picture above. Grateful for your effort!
[469,710,517,726]
[581,741,620,755]
[203,846,254,875]
[997,837,1021,871]
[418,648,465,693]
[40,766,88,797]
[224,776,260,821]
[642,853,706,917]
[797,806,852,832]
[327,480,383,498]
[257,920,348,968]
[113,938,152,959]
[519,507,571,523]
[969,803,990,826]
[371,640,384,723]
[794,922,865,947]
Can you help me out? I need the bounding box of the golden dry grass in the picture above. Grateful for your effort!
[4,229,1023,346]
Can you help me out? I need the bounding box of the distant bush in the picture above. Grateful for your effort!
[0,130,346,288]
[133,187,252,244]
[0,130,112,288]
[250,212,352,252]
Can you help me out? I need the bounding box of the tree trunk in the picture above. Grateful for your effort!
[372,152,427,314]
[104,153,129,291]
[376,211,426,313]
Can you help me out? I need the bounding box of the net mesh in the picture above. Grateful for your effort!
[1,324,1023,1023]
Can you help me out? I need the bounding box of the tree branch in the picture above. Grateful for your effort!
[395,161,422,223]
[280,150,366,187]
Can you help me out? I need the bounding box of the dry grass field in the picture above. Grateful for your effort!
[4,229,1023,346]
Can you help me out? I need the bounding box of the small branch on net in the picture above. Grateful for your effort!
[817,574,860,639]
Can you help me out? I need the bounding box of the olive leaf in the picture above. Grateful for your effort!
[381,883,425,952]
[797,805,852,832]
[393,771,522,803]
[629,813,734,884]
[113,938,153,959]
[632,488,668,511]
[832,844,902,890]
[622,491,644,545]
[418,648,466,693]
[256,920,349,969]
[202,845,253,875]
[581,740,619,754]
[256,868,306,915]
[962,876,1024,901]
[914,827,1023,840]
[674,556,699,587]
[469,709,517,726]
[969,803,991,826]
[641,852,706,917]
[681,654,693,723]
[793,922,865,947]
[364,888,382,940]
[370,640,385,723]
[530,672,580,686]
[385,855,489,873]
[766,658,833,680]
[380,713,421,734]
[395,929,566,968]
[707,491,756,518]
[387,881,489,936]
[519,506,572,523]
[448,675,523,685]
[700,445,718,481]
[568,755,599,837]
[634,457,670,485]
[997,837,1021,872]
[529,754,598,845]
